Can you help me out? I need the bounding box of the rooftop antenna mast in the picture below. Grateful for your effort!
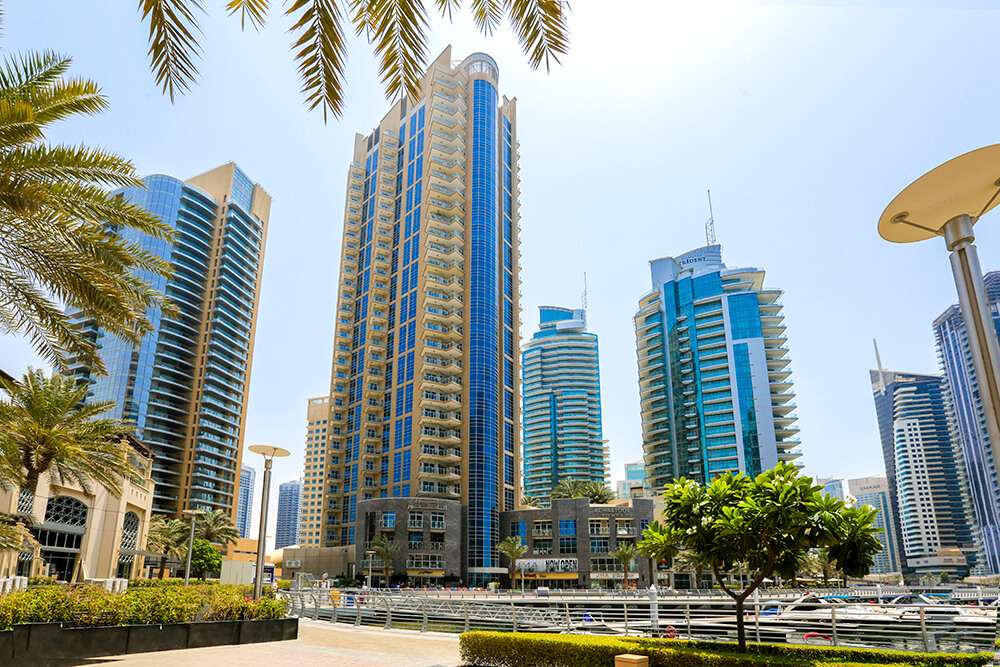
[706,190,717,246]
[582,273,588,310]
[874,338,886,395]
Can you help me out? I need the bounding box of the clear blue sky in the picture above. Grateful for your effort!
[4,1,1000,545]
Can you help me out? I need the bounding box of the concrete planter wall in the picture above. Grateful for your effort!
[0,617,297,663]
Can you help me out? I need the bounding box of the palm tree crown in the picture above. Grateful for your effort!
[498,535,527,586]
[191,509,240,547]
[371,533,399,586]
[146,515,189,579]
[550,479,614,504]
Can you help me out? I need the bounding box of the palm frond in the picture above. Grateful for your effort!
[368,0,430,103]
[0,99,42,149]
[138,0,204,102]
[505,0,569,72]
[226,0,269,30]
[0,51,71,100]
[470,0,503,35]
[433,0,461,21]
[286,0,348,121]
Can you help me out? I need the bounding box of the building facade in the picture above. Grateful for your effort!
[236,465,255,539]
[847,476,901,575]
[634,245,800,489]
[501,497,654,589]
[870,369,978,578]
[69,163,272,519]
[616,460,646,499]
[275,480,303,550]
[933,272,1000,574]
[521,307,607,501]
[315,47,521,586]
[299,396,331,546]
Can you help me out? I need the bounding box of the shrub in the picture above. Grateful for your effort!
[276,579,292,591]
[27,576,58,587]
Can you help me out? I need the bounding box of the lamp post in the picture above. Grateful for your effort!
[366,549,375,589]
[182,509,205,585]
[879,145,1000,495]
[248,445,290,600]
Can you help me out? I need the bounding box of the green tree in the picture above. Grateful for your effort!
[187,538,222,579]
[0,50,176,374]
[519,494,540,508]
[498,535,527,589]
[191,509,240,548]
[371,533,399,587]
[550,479,614,504]
[637,520,678,589]
[611,542,637,591]
[137,0,570,119]
[673,550,711,589]
[146,516,188,579]
[661,462,882,652]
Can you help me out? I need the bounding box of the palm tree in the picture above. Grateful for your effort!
[520,494,540,508]
[0,50,176,374]
[371,534,399,587]
[675,550,711,590]
[146,516,188,579]
[612,542,638,591]
[191,509,240,548]
[135,1,570,120]
[637,521,678,589]
[498,536,527,589]
[550,479,614,504]
[0,370,139,496]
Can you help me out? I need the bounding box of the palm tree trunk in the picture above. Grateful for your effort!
[158,556,167,579]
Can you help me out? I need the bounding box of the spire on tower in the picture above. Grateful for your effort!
[706,189,717,246]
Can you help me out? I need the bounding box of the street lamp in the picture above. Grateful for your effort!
[879,144,1000,483]
[182,509,205,585]
[366,550,375,589]
[248,444,290,600]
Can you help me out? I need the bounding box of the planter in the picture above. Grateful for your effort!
[31,623,130,660]
[127,622,190,653]
[239,617,298,644]
[189,619,240,648]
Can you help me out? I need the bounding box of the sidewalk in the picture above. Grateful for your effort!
[45,620,463,667]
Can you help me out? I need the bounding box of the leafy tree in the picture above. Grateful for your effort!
[673,549,711,589]
[187,538,222,579]
[637,520,678,589]
[136,0,570,119]
[146,516,188,579]
[660,462,882,652]
[371,533,399,587]
[519,494,540,508]
[550,479,614,504]
[611,542,637,591]
[190,509,240,547]
[0,370,140,496]
[498,535,527,589]
[0,50,176,374]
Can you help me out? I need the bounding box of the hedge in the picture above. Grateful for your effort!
[459,632,993,667]
[0,584,287,630]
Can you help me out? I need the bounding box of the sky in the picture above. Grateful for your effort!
[4,0,1000,548]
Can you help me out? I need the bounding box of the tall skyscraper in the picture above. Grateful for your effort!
[848,476,901,575]
[70,163,271,517]
[521,306,607,501]
[275,480,302,549]
[933,272,1000,573]
[871,369,978,577]
[236,465,255,538]
[634,244,800,489]
[617,459,647,499]
[316,47,521,585]
[299,396,331,547]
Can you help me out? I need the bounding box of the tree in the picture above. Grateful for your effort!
[0,370,140,496]
[673,550,711,589]
[661,462,882,652]
[498,536,527,589]
[519,494,540,508]
[136,0,570,120]
[371,534,399,587]
[0,50,176,374]
[637,521,678,589]
[550,479,614,505]
[146,516,188,579]
[612,542,637,591]
[187,538,222,579]
[191,509,240,548]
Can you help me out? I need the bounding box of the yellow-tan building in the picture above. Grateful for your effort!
[306,47,522,585]
[299,396,329,546]
[0,435,155,581]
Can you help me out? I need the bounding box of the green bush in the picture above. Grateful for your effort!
[459,632,993,667]
[276,579,292,591]
[127,578,220,588]
[27,576,58,587]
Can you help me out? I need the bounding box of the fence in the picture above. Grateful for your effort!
[282,589,996,654]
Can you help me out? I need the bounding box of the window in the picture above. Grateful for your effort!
[380,511,395,528]
[589,519,608,535]
[509,520,526,537]
[532,520,552,537]
[408,513,424,529]
[406,553,444,569]
[430,511,445,530]
[559,536,577,553]
[590,538,609,554]
[558,519,576,536]
[532,539,552,555]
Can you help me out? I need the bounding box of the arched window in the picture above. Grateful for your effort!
[117,512,140,577]
[43,495,88,527]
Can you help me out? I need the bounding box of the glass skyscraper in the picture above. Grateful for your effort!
[70,163,271,518]
[521,306,607,501]
[933,271,1000,574]
[312,48,520,585]
[870,369,978,577]
[275,479,302,550]
[848,477,901,575]
[634,245,800,488]
[236,465,255,539]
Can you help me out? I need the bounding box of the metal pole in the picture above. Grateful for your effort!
[944,214,1000,472]
[919,606,929,652]
[184,514,197,585]
[830,606,838,647]
[254,456,273,600]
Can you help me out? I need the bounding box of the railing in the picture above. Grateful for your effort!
[280,588,996,654]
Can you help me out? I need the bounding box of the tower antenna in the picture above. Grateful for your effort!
[706,190,717,246]
[582,272,588,310]
[874,338,886,395]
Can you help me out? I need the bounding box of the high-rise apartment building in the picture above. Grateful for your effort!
[275,480,302,549]
[299,396,331,546]
[634,245,800,489]
[70,163,271,517]
[521,307,607,501]
[871,369,977,577]
[316,48,521,585]
[933,272,1000,573]
[848,477,901,575]
[617,459,647,499]
[236,465,255,538]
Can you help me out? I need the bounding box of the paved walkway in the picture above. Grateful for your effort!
[43,620,463,667]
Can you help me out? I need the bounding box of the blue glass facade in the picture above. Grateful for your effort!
[236,465,255,538]
[275,479,302,549]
